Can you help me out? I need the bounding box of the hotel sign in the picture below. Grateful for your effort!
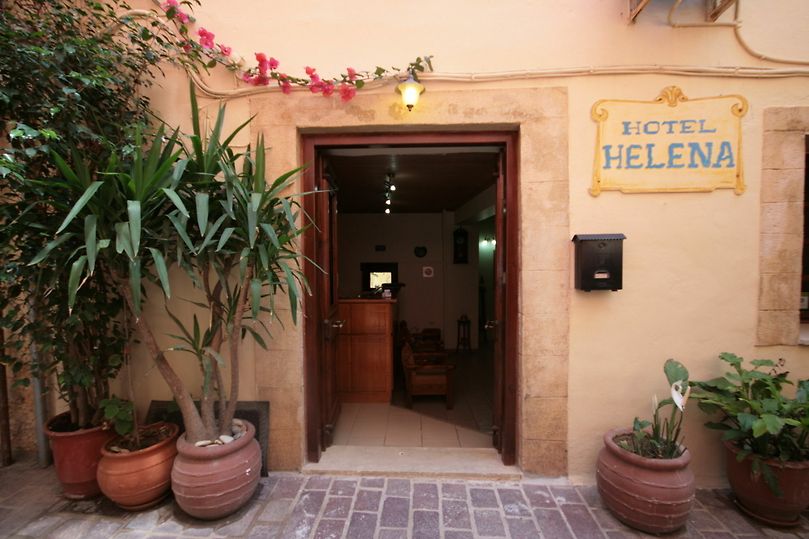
[590,86,747,196]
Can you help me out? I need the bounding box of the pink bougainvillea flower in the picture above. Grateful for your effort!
[309,73,321,84]
[339,83,357,102]
[309,80,323,94]
[258,59,269,74]
[162,0,179,8]
[255,52,267,62]
[347,67,357,81]
[176,11,190,23]
[255,74,270,86]
[197,28,215,49]
[241,72,253,83]
[280,80,292,94]
[322,82,335,97]
[269,57,279,70]
[218,44,232,57]
[182,41,192,53]
[305,66,316,76]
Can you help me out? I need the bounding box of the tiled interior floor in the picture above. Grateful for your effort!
[333,347,494,449]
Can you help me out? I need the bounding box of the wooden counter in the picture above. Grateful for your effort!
[336,299,396,402]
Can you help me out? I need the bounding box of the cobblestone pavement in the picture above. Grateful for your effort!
[0,457,805,538]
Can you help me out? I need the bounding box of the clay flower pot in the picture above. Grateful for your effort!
[597,427,695,534]
[724,441,809,527]
[97,422,180,510]
[171,419,261,520]
[44,412,115,499]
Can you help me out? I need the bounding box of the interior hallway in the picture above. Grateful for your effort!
[332,347,494,449]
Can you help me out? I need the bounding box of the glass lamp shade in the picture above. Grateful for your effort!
[397,75,424,111]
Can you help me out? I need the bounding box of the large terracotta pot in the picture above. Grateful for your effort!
[97,422,180,510]
[44,412,115,499]
[171,420,261,520]
[724,441,809,527]
[597,427,695,534]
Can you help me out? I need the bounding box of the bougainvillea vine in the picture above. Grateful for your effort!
[158,0,432,102]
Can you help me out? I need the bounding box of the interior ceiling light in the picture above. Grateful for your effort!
[385,208,391,214]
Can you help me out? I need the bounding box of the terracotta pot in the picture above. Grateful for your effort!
[597,427,695,534]
[97,422,180,511]
[44,412,115,499]
[171,420,261,520]
[724,441,809,527]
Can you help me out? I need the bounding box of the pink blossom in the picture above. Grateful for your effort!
[241,72,253,83]
[309,73,321,84]
[218,44,232,57]
[339,83,357,102]
[305,66,316,76]
[182,41,192,53]
[255,74,270,86]
[280,80,292,94]
[162,0,179,8]
[347,67,357,81]
[309,80,323,94]
[176,11,189,23]
[269,57,279,70]
[255,52,267,62]
[322,82,335,97]
[197,28,215,49]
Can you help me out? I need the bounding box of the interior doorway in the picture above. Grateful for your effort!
[303,131,519,467]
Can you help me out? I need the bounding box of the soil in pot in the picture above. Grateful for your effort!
[724,441,809,527]
[45,412,115,499]
[97,422,180,510]
[171,419,261,520]
[597,428,695,534]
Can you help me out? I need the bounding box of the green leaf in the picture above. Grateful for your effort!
[664,359,689,385]
[67,256,87,309]
[162,188,190,217]
[195,193,209,236]
[167,212,196,254]
[129,258,142,316]
[217,227,235,251]
[148,248,171,299]
[250,278,262,320]
[115,222,133,258]
[127,200,141,256]
[84,215,97,275]
[761,414,785,435]
[56,181,104,234]
[29,233,75,265]
[260,223,280,248]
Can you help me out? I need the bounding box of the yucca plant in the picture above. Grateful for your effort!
[45,89,308,443]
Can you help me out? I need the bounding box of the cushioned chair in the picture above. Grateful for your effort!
[401,342,455,409]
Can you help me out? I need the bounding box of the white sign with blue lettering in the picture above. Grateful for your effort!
[590,86,747,196]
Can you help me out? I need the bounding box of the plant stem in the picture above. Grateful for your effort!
[220,265,253,435]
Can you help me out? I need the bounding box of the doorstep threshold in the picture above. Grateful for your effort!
[302,445,523,481]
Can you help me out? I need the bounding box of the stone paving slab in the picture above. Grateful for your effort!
[0,458,807,538]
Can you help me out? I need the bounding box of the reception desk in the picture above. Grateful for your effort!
[336,299,396,402]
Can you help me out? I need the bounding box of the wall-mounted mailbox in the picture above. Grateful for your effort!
[572,234,626,291]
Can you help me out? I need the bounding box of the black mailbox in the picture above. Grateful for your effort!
[572,234,626,291]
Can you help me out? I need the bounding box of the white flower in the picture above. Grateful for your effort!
[671,380,691,411]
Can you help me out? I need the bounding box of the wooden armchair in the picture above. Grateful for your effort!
[401,342,455,409]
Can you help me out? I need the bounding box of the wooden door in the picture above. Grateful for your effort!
[491,145,517,465]
[317,164,341,450]
[304,147,342,462]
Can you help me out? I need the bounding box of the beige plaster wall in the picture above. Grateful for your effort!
[131,0,809,480]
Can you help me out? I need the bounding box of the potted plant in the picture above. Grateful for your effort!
[45,88,308,518]
[0,0,208,499]
[96,397,180,510]
[690,352,809,527]
[596,359,695,534]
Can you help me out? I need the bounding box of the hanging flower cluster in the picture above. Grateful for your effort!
[158,0,432,102]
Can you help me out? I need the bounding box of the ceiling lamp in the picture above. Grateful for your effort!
[397,74,424,112]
